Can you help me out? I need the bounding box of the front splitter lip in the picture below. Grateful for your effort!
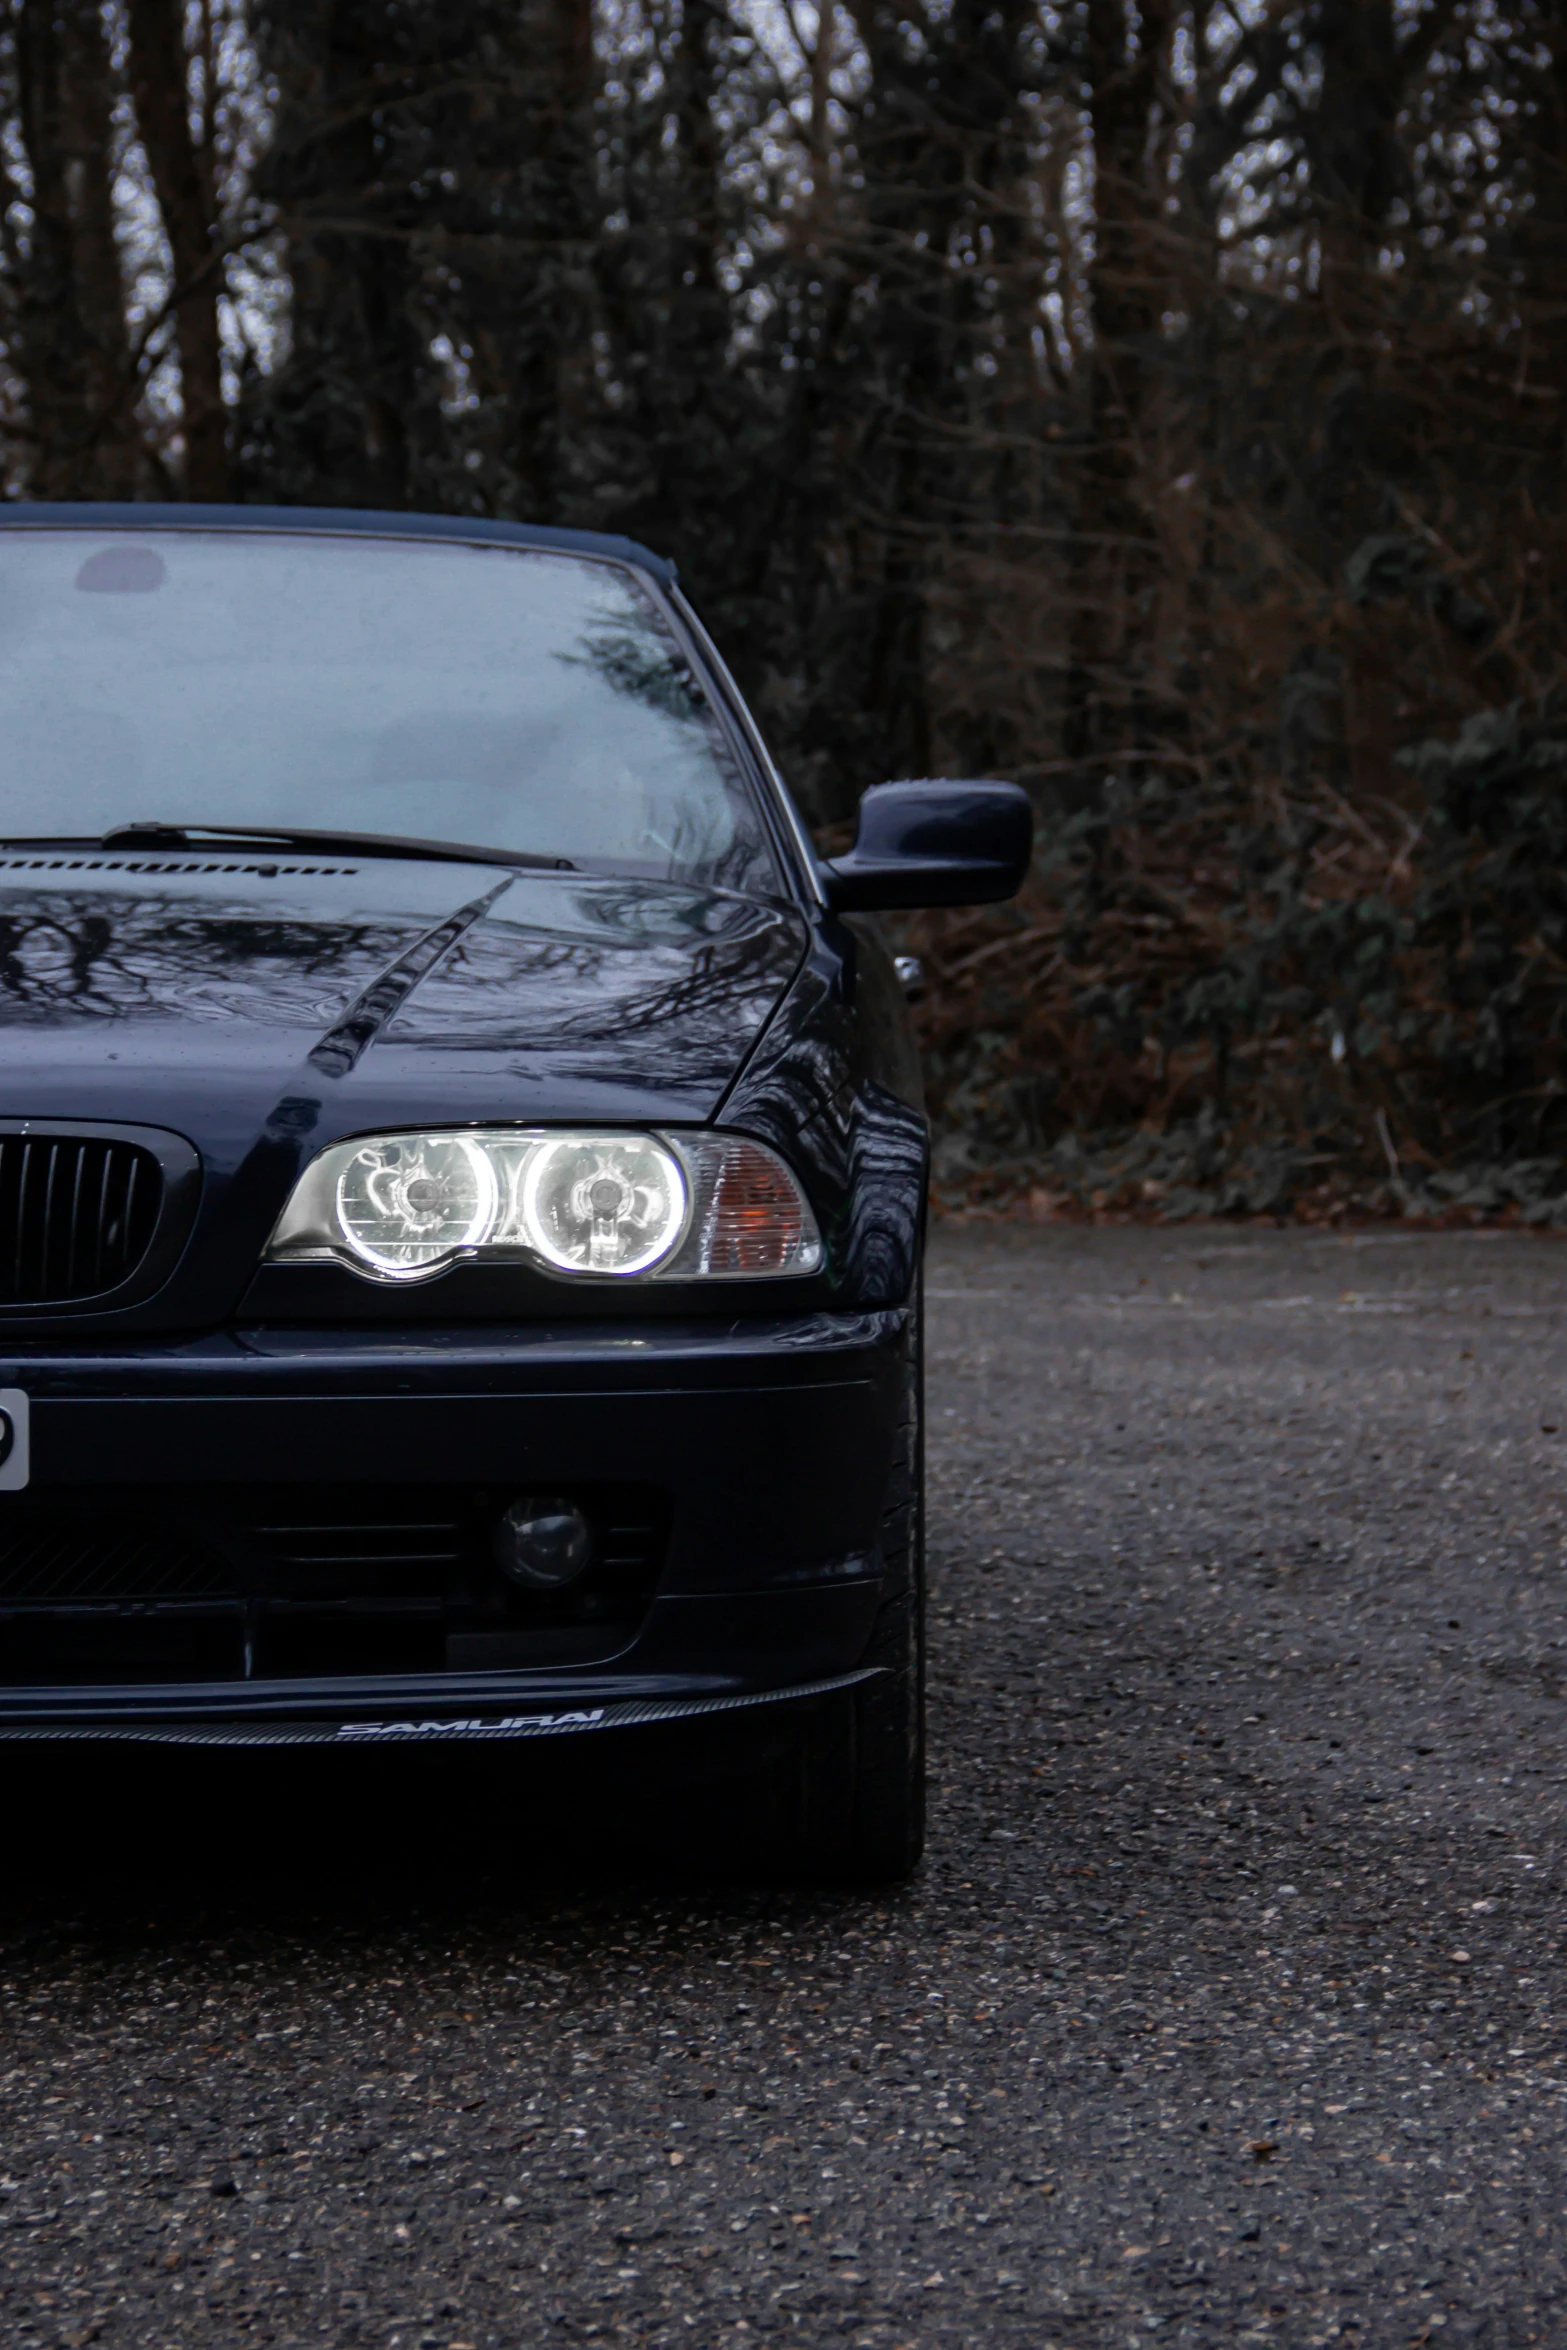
[0,1667,880,1748]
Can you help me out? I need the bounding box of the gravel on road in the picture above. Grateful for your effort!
[2,1224,1566,2350]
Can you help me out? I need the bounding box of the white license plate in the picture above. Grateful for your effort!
[0,1389,30,1490]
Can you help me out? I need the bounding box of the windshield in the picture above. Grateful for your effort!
[0,530,778,893]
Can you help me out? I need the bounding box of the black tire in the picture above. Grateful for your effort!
[721,1273,927,1883]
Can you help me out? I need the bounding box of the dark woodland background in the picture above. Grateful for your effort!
[4,0,1567,1220]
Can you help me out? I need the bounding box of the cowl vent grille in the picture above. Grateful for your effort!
[0,856,358,879]
[0,1134,164,1303]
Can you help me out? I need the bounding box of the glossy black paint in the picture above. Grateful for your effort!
[0,1313,900,1730]
[0,506,1023,1740]
[823,779,1034,910]
[0,857,811,1330]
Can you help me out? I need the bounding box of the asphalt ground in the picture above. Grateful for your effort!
[2,1224,1567,2350]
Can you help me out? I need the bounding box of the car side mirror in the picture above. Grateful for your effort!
[820,780,1033,911]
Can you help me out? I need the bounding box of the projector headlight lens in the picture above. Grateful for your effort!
[334,1133,499,1277]
[520,1135,686,1276]
[266,1129,822,1285]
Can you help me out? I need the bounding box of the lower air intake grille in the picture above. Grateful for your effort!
[0,1527,230,1604]
[0,1134,164,1303]
[0,1484,669,1685]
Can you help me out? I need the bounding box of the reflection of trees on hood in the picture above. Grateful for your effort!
[0,913,116,1007]
[0,898,413,1024]
[543,881,753,946]
[402,915,778,1037]
[569,929,782,1042]
[383,903,799,1088]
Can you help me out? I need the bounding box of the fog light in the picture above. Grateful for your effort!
[494,1497,593,1590]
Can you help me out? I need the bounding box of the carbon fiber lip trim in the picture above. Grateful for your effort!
[0,1667,881,1749]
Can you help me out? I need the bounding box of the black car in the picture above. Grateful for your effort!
[0,506,1028,1879]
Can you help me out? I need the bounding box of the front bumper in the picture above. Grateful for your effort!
[0,1309,907,1742]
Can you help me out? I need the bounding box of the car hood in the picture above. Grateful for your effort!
[0,852,808,1170]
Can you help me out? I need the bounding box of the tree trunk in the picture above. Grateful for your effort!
[125,0,228,498]
[1063,0,1174,767]
[12,0,140,495]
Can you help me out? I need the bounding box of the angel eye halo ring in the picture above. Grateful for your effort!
[519,1135,687,1276]
[333,1133,500,1277]
[266,1127,823,1285]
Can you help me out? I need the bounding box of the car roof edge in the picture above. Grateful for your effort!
[0,503,677,584]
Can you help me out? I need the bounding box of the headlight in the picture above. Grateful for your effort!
[521,1135,687,1276]
[334,1134,500,1277]
[265,1129,824,1285]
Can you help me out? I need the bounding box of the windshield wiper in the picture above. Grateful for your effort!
[81,822,575,872]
